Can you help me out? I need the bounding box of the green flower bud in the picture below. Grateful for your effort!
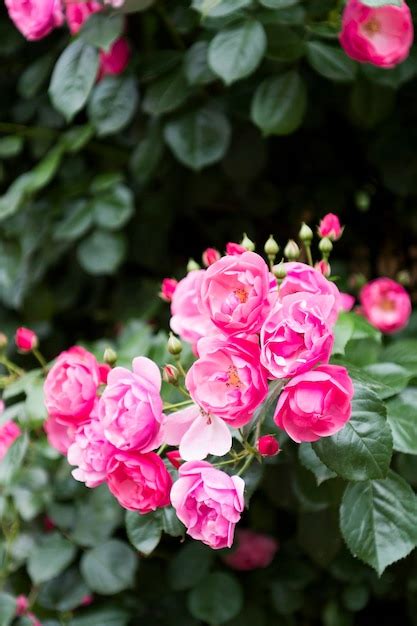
[240,233,255,252]
[103,347,117,366]
[163,364,180,385]
[284,239,300,261]
[273,261,287,281]
[318,237,333,256]
[299,222,313,244]
[187,258,200,272]
[264,235,279,258]
[168,333,183,356]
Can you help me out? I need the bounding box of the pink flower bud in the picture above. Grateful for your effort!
[80,595,94,607]
[314,260,331,277]
[15,327,38,352]
[167,449,183,469]
[226,242,246,256]
[162,364,179,385]
[43,515,56,532]
[15,595,29,616]
[256,435,279,457]
[317,213,343,241]
[160,278,178,302]
[202,248,221,267]
[98,37,131,81]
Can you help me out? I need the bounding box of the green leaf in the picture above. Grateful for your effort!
[69,609,129,626]
[387,389,417,454]
[184,41,216,85]
[125,510,162,555]
[298,509,342,567]
[28,532,77,584]
[164,105,231,170]
[49,40,99,121]
[0,136,24,159]
[18,54,54,99]
[192,0,251,17]
[382,339,417,376]
[271,580,303,615]
[54,200,94,242]
[333,312,381,356]
[88,76,139,137]
[312,383,392,481]
[0,433,28,486]
[168,542,215,590]
[93,184,134,230]
[208,20,267,84]
[159,506,185,537]
[259,0,299,7]
[306,41,357,82]
[71,485,123,547]
[80,539,138,594]
[24,376,47,424]
[188,572,243,624]
[38,567,90,612]
[77,230,126,275]
[298,443,337,485]
[79,13,124,52]
[251,71,306,136]
[362,363,411,399]
[0,592,16,626]
[340,470,417,575]
[264,24,305,61]
[129,123,164,187]
[143,68,192,115]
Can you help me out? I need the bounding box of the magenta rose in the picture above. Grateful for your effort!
[44,414,76,455]
[98,37,131,80]
[340,0,413,68]
[274,364,354,443]
[5,0,63,40]
[223,529,278,571]
[318,213,343,241]
[260,292,334,379]
[170,461,245,549]
[0,420,21,461]
[360,277,411,334]
[186,335,268,428]
[15,327,38,352]
[99,356,163,452]
[160,278,178,302]
[44,346,101,427]
[65,0,101,34]
[67,417,116,488]
[107,450,172,513]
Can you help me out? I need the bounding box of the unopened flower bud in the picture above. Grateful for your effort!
[15,595,30,616]
[168,333,182,356]
[187,258,200,272]
[273,261,287,282]
[397,270,411,286]
[162,364,179,385]
[318,237,333,256]
[103,347,117,367]
[299,222,313,244]
[159,278,178,302]
[257,435,280,457]
[167,449,183,469]
[202,248,221,267]
[318,213,343,241]
[284,239,300,261]
[15,327,38,352]
[240,233,255,252]
[264,235,279,259]
[315,260,331,277]
[0,333,8,350]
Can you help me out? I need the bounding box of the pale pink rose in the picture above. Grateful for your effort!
[186,335,269,429]
[44,414,75,455]
[226,242,246,256]
[360,277,411,333]
[260,292,334,379]
[170,461,245,549]
[340,292,355,312]
[317,213,343,241]
[44,346,101,427]
[223,529,278,571]
[279,262,341,325]
[274,364,354,443]
[198,252,271,336]
[256,434,279,457]
[0,421,21,461]
[107,450,172,513]
[160,278,178,302]
[202,248,221,267]
[5,0,63,40]
[15,595,29,616]
[15,327,38,352]
[340,0,413,68]
[98,37,131,80]
[65,0,101,35]
[67,416,116,488]
[99,356,163,452]
[170,270,216,349]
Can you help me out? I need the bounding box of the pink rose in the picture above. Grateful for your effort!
[340,292,355,312]
[5,0,63,40]
[15,595,29,616]
[98,37,131,80]
[317,213,343,241]
[27,614,41,626]
[65,0,101,35]
[360,277,412,333]
[44,346,101,427]
[0,421,21,461]
[279,262,341,325]
[202,247,221,267]
[44,414,75,455]
[160,278,178,302]
[107,450,172,513]
[256,434,279,457]
[166,449,182,469]
[170,461,245,549]
[260,292,334,379]
[67,417,116,488]
[274,364,354,443]
[15,327,38,352]
[226,242,246,256]
[186,335,268,428]
[170,270,216,349]
[223,529,278,570]
[314,260,331,278]
[198,251,271,336]
[340,0,413,68]
[99,356,163,452]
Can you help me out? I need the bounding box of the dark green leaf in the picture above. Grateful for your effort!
[143,68,192,115]
[54,200,94,242]
[168,542,215,590]
[0,592,16,626]
[79,13,124,52]
[306,41,357,82]
[333,312,381,356]
[0,433,28,486]
[28,532,77,584]
[251,71,306,135]
[298,443,337,485]
[38,567,90,612]
[93,184,134,230]
[125,510,162,555]
[188,572,243,624]
[77,230,126,275]
[88,76,139,136]
[80,540,138,594]
[184,41,216,85]
[387,388,417,454]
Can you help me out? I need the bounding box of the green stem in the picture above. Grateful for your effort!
[237,453,256,477]
[0,357,24,377]
[305,243,313,266]
[157,443,168,456]
[32,348,48,373]
[164,399,194,411]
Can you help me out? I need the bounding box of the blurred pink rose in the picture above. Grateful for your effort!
[44,414,75,455]
[67,417,116,488]
[318,213,343,241]
[5,0,63,40]
[99,356,163,452]
[15,595,29,616]
[274,364,354,442]
[107,450,172,513]
[98,37,131,80]
[170,461,245,549]
[360,277,411,333]
[223,529,278,570]
[44,346,101,427]
[202,247,221,267]
[65,0,101,34]
[160,278,178,302]
[256,434,279,457]
[340,0,413,68]
[15,327,38,352]
[226,242,246,256]
[0,421,21,461]
[340,292,355,312]
[198,251,271,336]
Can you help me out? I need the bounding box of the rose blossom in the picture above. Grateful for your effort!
[67,416,116,488]
[198,251,271,336]
[107,451,172,513]
[15,595,29,616]
[274,364,354,443]
[44,414,75,455]
[223,529,278,570]
[15,327,38,352]
[340,292,355,312]
[340,0,413,68]
[318,213,343,241]
[65,0,101,35]
[44,346,101,426]
[98,37,131,80]
[260,292,334,379]
[160,278,178,302]
[0,421,21,461]
[186,335,268,428]
[360,277,411,333]
[5,0,63,40]
[170,461,245,549]
[99,356,163,452]
[202,248,221,267]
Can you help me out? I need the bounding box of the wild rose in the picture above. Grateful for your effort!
[44,346,101,426]
[186,335,269,428]
[107,451,172,513]
[198,251,271,336]
[160,278,178,302]
[15,595,29,616]
[202,248,221,267]
[15,327,38,352]
[226,242,246,256]
[257,434,279,457]
[223,529,278,571]
[360,277,411,333]
[340,0,413,68]
[65,0,101,34]
[318,213,343,241]
[260,292,334,379]
[99,356,163,452]
[340,292,355,312]
[0,421,21,461]
[67,416,116,488]
[44,415,75,455]
[170,461,245,549]
[274,364,354,443]
[5,0,63,40]
[98,37,131,80]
